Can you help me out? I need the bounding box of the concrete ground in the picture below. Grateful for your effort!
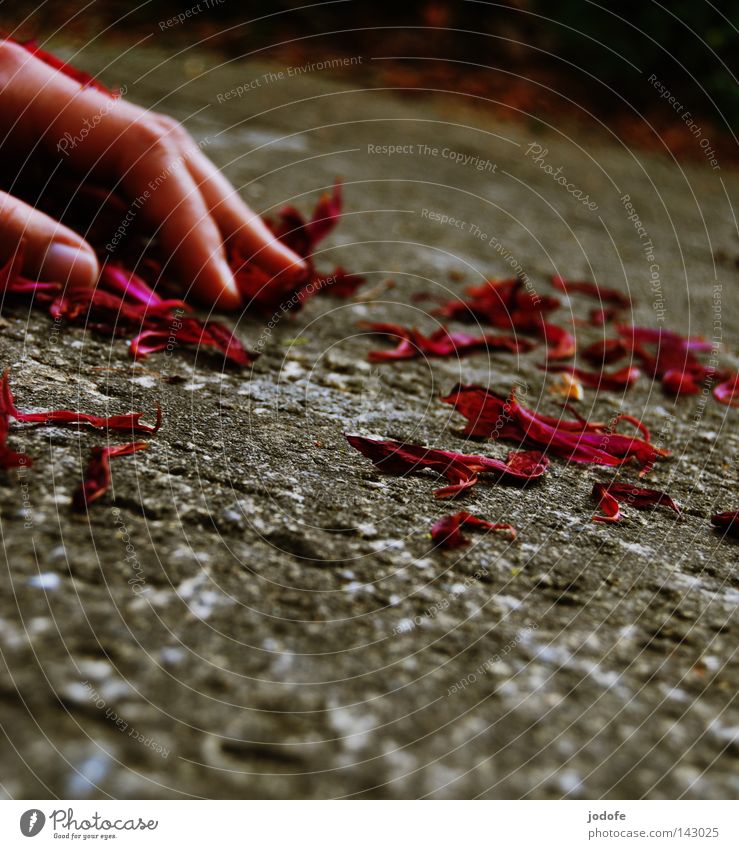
[0,45,737,799]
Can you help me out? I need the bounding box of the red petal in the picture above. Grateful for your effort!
[539,320,576,359]
[15,39,117,96]
[592,481,681,523]
[431,511,516,549]
[662,368,702,396]
[361,322,532,362]
[541,364,641,391]
[306,179,343,247]
[582,338,629,365]
[1,370,161,434]
[442,384,666,473]
[72,441,148,512]
[551,274,631,307]
[711,510,739,537]
[346,434,547,499]
[713,373,739,407]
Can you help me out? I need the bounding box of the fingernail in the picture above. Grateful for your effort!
[42,242,99,286]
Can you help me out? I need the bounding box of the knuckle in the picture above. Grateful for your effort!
[154,114,189,144]
[128,120,170,153]
[0,39,29,66]
[0,40,31,80]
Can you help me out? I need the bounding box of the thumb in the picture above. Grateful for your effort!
[0,191,99,286]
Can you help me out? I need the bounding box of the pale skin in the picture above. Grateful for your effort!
[0,40,306,309]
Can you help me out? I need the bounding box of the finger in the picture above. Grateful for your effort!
[0,43,239,308]
[0,190,98,286]
[114,129,242,309]
[179,138,307,279]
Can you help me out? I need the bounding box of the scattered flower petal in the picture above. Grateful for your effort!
[551,274,631,307]
[14,39,117,96]
[72,442,148,512]
[713,373,739,407]
[130,318,257,368]
[541,363,641,391]
[710,510,739,538]
[431,511,516,549]
[592,481,682,523]
[1,370,161,434]
[346,434,548,498]
[441,384,666,474]
[361,322,532,362]
[582,338,629,365]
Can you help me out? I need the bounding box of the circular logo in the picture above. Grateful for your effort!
[20,810,45,837]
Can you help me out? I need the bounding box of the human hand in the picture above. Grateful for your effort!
[0,40,306,309]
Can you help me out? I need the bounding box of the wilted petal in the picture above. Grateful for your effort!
[713,373,739,407]
[592,481,681,524]
[431,511,516,549]
[72,442,148,512]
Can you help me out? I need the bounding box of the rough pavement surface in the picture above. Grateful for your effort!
[0,45,737,799]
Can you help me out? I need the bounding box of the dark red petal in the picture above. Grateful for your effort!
[592,481,681,523]
[306,179,343,247]
[591,483,621,523]
[540,320,576,359]
[582,338,629,365]
[442,384,666,473]
[312,266,367,298]
[551,274,631,307]
[361,322,531,362]
[72,441,148,512]
[346,434,548,499]
[662,368,702,396]
[2,369,162,434]
[15,39,117,96]
[710,510,739,537]
[431,511,516,549]
[541,363,641,391]
[713,373,739,407]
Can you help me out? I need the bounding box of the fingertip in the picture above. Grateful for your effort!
[268,240,308,275]
[41,241,99,287]
[237,217,308,278]
[207,257,243,310]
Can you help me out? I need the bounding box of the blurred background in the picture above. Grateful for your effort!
[3,0,738,166]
